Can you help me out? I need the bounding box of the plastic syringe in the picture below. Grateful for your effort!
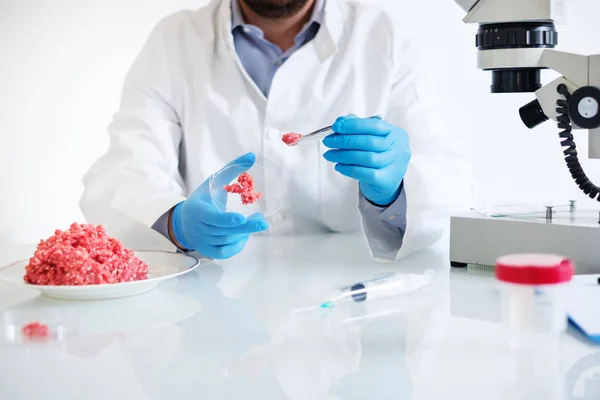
[319,269,437,309]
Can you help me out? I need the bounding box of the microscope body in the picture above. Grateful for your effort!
[450,0,600,274]
[458,0,566,23]
[456,0,600,157]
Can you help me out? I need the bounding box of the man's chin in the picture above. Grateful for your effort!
[241,0,312,19]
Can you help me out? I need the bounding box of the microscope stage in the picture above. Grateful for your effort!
[450,208,600,275]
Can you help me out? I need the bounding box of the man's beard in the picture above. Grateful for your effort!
[241,0,312,19]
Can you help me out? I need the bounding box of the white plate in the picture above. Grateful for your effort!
[0,251,200,300]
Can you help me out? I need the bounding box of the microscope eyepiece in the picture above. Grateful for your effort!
[519,98,549,129]
[476,22,558,94]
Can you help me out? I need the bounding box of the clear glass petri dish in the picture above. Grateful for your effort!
[209,156,286,218]
[476,203,571,219]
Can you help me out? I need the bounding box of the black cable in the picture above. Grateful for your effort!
[556,84,600,201]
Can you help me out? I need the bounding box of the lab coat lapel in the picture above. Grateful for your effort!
[314,0,343,61]
[213,0,267,102]
[216,0,234,50]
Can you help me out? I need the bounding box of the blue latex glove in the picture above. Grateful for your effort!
[171,152,269,259]
[322,115,411,206]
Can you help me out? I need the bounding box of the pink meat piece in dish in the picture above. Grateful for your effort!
[224,172,263,205]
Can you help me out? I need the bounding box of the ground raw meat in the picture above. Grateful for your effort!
[224,171,263,205]
[240,191,263,204]
[282,132,302,146]
[22,322,50,340]
[24,223,148,286]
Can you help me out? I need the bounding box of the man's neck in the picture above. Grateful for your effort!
[239,0,316,52]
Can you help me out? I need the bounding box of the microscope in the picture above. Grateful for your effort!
[450,0,600,274]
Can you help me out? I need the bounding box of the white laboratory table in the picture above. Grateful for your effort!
[0,234,599,400]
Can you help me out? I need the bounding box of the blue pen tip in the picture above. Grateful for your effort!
[319,302,334,309]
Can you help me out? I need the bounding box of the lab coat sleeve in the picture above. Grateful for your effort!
[360,29,475,262]
[152,211,172,242]
[357,187,407,261]
[79,16,187,249]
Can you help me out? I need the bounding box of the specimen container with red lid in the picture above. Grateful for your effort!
[495,254,574,334]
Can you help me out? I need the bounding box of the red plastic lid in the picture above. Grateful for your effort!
[495,254,574,285]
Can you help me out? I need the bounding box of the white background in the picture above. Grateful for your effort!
[1,0,599,244]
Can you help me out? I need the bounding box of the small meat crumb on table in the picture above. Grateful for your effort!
[282,132,302,146]
[224,172,263,205]
[22,322,50,340]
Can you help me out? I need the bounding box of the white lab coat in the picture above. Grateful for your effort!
[80,0,474,261]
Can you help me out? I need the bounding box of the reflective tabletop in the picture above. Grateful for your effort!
[0,234,599,400]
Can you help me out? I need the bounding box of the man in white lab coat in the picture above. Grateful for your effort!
[80,0,473,261]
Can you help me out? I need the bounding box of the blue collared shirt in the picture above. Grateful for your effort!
[231,0,324,97]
